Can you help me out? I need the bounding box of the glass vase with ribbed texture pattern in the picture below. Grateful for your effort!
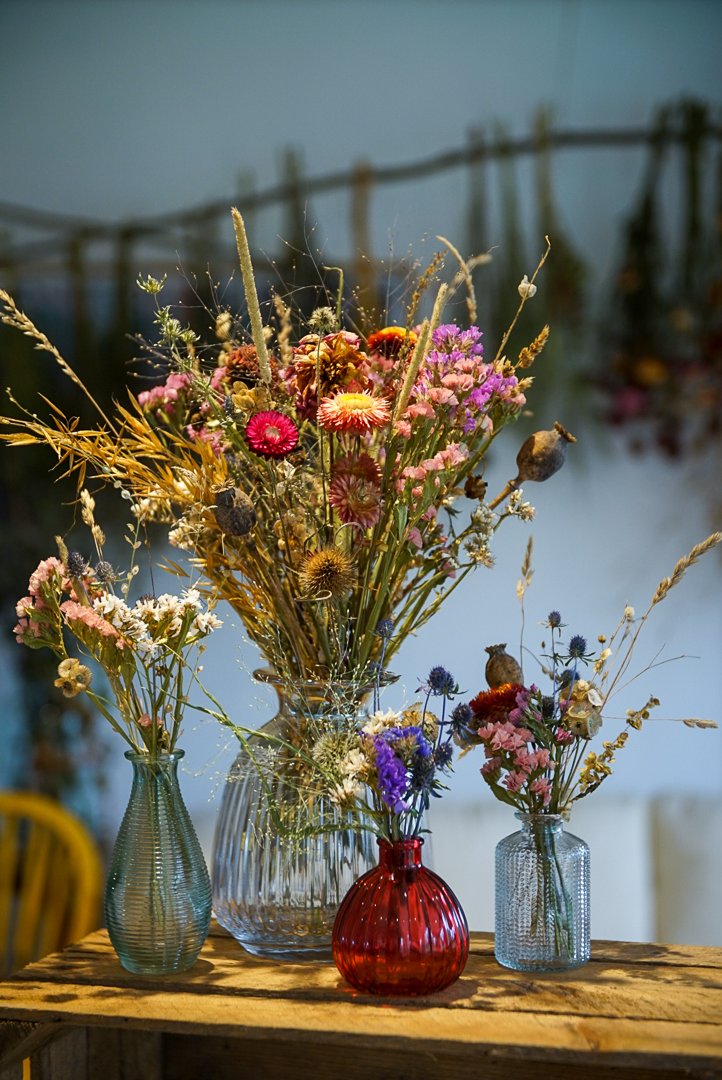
[495,812,590,972]
[105,749,212,974]
[332,837,469,995]
[212,672,376,961]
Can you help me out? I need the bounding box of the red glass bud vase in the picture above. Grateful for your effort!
[332,837,469,995]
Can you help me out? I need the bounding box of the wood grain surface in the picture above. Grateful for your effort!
[0,926,720,1079]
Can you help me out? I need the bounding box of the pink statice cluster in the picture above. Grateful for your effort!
[472,686,555,809]
[396,442,468,499]
[15,556,126,659]
[137,372,192,424]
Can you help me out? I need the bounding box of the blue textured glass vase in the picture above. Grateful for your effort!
[495,813,590,972]
[105,749,212,974]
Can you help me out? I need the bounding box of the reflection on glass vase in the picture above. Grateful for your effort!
[105,749,212,975]
[212,671,377,961]
[495,812,590,972]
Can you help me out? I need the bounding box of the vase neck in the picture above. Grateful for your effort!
[516,812,564,836]
[378,837,424,870]
[254,668,371,722]
[125,749,184,781]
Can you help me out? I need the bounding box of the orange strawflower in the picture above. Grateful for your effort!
[367,326,417,357]
[316,392,391,434]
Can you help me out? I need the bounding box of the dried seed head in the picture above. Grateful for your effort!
[213,487,257,537]
[484,644,523,688]
[464,474,487,501]
[299,547,355,599]
[514,421,576,484]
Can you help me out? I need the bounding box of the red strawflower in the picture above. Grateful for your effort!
[245,410,299,458]
[469,683,524,723]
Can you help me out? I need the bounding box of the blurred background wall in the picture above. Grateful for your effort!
[1,0,721,944]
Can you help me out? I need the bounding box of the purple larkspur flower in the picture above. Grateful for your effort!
[373,736,409,813]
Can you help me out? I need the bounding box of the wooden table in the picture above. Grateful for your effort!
[0,925,721,1079]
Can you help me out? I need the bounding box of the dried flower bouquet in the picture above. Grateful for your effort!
[1,214,566,698]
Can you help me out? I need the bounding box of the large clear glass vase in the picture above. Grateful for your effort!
[212,672,377,961]
[495,812,590,972]
[105,749,212,975]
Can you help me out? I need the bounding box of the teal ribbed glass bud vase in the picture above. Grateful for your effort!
[105,749,211,974]
[495,813,590,972]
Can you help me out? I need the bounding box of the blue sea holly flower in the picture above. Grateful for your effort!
[568,635,588,659]
[433,741,454,770]
[375,618,394,640]
[425,666,458,696]
[547,610,562,628]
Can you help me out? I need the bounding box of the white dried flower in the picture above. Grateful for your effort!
[624,606,635,621]
[329,777,365,807]
[361,708,403,736]
[193,611,223,634]
[339,748,368,777]
[508,489,535,521]
[518,275,537,300]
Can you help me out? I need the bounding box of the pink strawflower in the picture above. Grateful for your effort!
[245,410,299,458]
[328,454,383,529]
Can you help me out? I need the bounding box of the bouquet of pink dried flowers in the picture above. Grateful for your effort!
[456,533,722,814]
[13,491,221,756]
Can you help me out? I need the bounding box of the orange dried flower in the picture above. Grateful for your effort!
[316,392,391,434]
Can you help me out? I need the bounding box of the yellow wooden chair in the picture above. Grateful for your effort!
[0,791,103,976]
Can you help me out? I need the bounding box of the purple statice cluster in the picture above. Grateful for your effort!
[408,323,525,435]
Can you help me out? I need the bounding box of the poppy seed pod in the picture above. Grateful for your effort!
[213,487,257,537]
[484,644,523,688]
[514,421,576,485]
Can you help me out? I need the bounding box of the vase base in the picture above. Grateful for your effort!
[495,954,589,973]
[115,955,203,975]
[238,939,333,963]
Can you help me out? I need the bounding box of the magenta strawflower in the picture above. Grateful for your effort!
[245,410,299,459]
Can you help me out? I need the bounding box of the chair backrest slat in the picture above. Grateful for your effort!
[0,793,103,975]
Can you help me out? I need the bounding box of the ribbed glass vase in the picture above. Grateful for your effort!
[212,672,377,961]
[105,749,212,975]
[332,837,469,995]
[495,812,590,972]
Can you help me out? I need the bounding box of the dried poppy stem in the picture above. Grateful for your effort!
[231,208,272,385]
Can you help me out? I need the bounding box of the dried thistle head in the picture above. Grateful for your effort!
[298,547,354,599]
